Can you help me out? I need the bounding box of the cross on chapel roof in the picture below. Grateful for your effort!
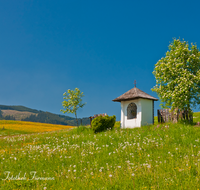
[134,80,136,87]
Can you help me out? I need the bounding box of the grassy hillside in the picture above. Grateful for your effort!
[0,105,90,126]
[0,105,40,113]
[0,112,200,189]
[1,110,38,120]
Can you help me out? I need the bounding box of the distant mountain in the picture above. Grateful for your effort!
[0,105,90,126]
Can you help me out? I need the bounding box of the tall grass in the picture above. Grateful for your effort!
[1,116,200,189]
[194,112,200,124]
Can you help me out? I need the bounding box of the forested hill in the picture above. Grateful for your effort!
[0,105,90,126]
[0,105,40,113]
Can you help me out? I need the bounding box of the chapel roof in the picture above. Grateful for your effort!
[112,87,158,102]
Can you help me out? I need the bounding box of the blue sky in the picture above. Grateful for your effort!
[0,0,200,120]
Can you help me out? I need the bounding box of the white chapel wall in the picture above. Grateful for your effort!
[141,99,153,126]
[120,103,125,128]
[121,99,142,128]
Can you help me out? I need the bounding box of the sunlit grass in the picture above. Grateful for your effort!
[194,112,200,124]
[0,113,200,189]
[114,121,120,128]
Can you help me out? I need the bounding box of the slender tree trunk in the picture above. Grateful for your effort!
[186,99,190,121]
[187,88,192,122]
[75,112,79,127]
[187,105,193,123]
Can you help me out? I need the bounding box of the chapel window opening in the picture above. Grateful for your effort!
[127,103,137,119]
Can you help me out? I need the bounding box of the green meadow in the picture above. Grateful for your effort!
[0,113,200,189]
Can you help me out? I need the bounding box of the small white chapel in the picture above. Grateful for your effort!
[112,82,158,128]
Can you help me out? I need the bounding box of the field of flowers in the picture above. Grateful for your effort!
[0,113,200,189]
[0,120,74,137]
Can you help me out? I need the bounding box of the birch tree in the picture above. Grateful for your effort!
[152,38,200,115]
[61,88,86,127]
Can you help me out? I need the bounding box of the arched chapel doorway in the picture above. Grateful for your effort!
[127,102,137,119]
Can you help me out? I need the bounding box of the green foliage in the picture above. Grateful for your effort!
[152,38,200,113]
[4,115,15,120]
[22,112,70,125]
[61,88,86,127]
[0,110,3,119]
[22,112,90,126]
[91,115,116,133]
[114,121,121,128]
